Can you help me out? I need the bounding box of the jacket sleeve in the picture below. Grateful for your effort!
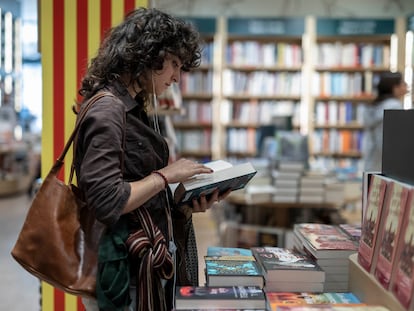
[76,96,131,227]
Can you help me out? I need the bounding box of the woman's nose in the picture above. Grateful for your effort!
[173,69,180,84]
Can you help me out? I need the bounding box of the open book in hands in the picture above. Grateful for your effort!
[173,160,257,206]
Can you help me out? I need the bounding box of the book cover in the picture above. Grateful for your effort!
[273,306,390,311]
[206,246,254,258]
[265,292,362,310]
[374,179,409,289]
[204,258,264,288]
[338,223,362,243]
[174,286,266,310]
[358,174,388,273]
[391,188,414,309]
[250,247,325,282]
[294,223,358,259]
[174,160,257,206]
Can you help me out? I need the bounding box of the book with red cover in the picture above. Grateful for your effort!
[358,174,389,273]
[250,246,325,282]
[174,286,266,310]
[374,178,410,289]
[391,188,414,310]
[293,223,358,259]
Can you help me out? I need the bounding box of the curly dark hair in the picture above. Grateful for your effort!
[78,7,202,101]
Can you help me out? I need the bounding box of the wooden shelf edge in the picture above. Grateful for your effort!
[348,253,410,311]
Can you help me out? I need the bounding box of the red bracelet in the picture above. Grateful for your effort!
[152,171,168,188]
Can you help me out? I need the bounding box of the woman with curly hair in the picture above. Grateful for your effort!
[74,7,228,311]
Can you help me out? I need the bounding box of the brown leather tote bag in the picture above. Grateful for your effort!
[11,92,111,298]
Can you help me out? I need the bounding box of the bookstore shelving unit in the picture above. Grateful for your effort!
[220,17,305,159]
[310,17,396,171]
[174,17,217,161]
[171,15,410,171]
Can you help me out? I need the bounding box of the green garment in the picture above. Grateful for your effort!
[96,218,131,311]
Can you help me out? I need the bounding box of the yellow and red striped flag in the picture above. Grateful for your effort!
[40,1,147,310]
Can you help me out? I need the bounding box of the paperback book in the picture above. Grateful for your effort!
[206,246,254,258]
[273,306,390,311]
[204,257,264,288]
[293,223,358,259]
[174,286,266,310]
[265,292,362,311]
[174,160,257,206]
[374,178,410,289]
[391,188,414,310]
[358,174,388,273]
[250,246,325,282]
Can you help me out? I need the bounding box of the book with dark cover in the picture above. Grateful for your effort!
[382,109,414,185]
[250,246,325,283]
[204,257,264,288]
[174,160,257,206]
[174,286,266,310]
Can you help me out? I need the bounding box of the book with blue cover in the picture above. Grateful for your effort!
[204,257,264,288]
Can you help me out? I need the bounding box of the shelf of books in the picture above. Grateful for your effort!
[221,17,304,159]
[174,17,216,161]
[310,17,395,172]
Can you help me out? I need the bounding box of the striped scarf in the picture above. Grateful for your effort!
[126,207,174,311]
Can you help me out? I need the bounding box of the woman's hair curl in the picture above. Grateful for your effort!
[79,7,202,100]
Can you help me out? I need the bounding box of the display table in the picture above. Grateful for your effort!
[348,253,408,311]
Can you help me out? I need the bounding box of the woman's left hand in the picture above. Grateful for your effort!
[191,188,232,213]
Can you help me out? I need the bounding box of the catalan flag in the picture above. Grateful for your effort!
[40,1,147,310]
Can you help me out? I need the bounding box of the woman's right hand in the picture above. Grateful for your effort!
[157,158,213,184]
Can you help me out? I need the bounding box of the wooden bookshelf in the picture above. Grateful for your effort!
[220,17,304,159]
[309,17,396,172]
[169,16,411,168]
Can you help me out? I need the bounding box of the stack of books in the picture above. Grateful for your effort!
[293,223,359,292]
[204,247,265,288]
[272,161,304,203]
[250,246,325,292]
[298,171,327,203]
